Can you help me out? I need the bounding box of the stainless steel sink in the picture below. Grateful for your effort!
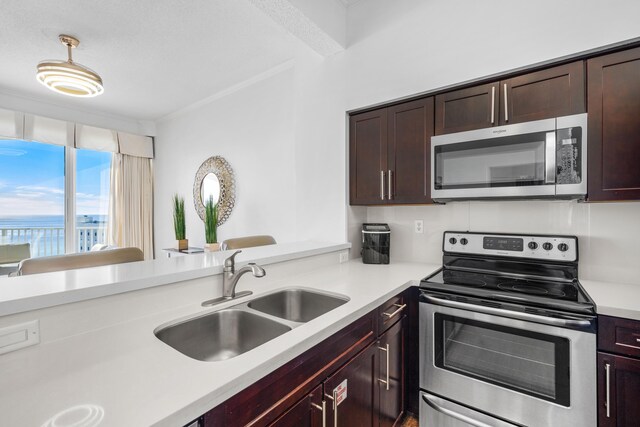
[155,309,291,362]
[248,288,349,323]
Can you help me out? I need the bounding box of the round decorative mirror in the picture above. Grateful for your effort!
[193,156,235,225]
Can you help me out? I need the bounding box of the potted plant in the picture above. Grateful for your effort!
[173,194,188,250]
[204,196,219,252]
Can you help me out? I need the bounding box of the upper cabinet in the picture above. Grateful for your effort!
[435,61,585,135]
[587,47,640,201]
[350,97,434,205]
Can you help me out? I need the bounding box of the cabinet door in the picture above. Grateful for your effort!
[587,47,640,201]
[598,352,640,427]
[434,82,499,135]
[269,384,324,427]
[387,97,434,204]
[500,61,585,125]
[349,109,388,205]
[325,344,377,427]
[378,318,405,427]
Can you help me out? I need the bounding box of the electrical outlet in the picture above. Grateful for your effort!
[414,220,424,234]
[339,252,349,263]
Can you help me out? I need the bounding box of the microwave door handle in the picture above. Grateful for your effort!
[545,131,557,184]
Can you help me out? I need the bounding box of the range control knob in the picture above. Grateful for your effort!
[542,242,553,251]
[558,243,569,252]
[460,238,468,245]
[528,241,538,250]
[449,237,457,245]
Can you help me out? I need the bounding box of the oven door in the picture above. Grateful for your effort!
[419,296,596,427]
[431,118,557,200]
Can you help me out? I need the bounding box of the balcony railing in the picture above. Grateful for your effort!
[0,226,107,257]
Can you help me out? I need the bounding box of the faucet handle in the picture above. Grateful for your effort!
[224,250,242,270]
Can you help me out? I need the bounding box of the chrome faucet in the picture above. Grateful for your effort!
[202,250,266,307]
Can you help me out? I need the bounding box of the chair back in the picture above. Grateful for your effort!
[221,235,276,251]
[16,247,144,276]
[0,243,31,264]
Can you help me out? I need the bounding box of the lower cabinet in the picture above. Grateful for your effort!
[269,385,324,427]
[378,319,405,427]
[201,291,409,427]
[597,315,640,427]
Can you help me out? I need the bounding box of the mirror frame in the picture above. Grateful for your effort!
[193,156,235,225]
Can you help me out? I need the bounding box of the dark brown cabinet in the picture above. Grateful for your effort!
[597,315,640,426]
[350,98,434,205]
[325,344,378,427]
[378,319,405,427]
[597,352,640,427]
[435,61,585,135]
[349,109,388,205]
[587,47,640,201]
[269,385,324,427]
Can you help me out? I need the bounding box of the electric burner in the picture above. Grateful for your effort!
[420,231,596,315]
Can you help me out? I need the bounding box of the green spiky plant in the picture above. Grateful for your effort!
[204,196,218,244]
[172,194,186,240]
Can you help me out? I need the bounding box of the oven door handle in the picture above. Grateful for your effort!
[422,393,495,427]
[423,294,594,330]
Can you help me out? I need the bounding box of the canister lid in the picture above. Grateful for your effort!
[362,223,390,233]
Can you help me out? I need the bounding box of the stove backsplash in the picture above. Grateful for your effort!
[360,200,640,286]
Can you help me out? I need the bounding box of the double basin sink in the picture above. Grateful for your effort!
[155,288,349,362]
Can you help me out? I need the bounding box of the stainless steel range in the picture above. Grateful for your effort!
[419,231,596,427]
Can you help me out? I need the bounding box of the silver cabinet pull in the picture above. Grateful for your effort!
[325,391,338,427]
[636,338,640,343]
[382,303,406,319]
[605,363,611,418]
[503,83,509,122]
[490,86,495,124]
[378,343,390,390]
[380,170,385,201]
[388,170,393,200]
[311,401,326,427]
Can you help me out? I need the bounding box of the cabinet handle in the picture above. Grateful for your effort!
[325,391,338,427]
[378,343,390,390]
[605,363,611,418]
[380,170,385,201]
[490,86,495,124]
[382,303,406,319]
[388,170,393,200]
[503,83,509,122]
[311,401,326,427]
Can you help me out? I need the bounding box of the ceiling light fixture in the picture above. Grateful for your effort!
[36,34,104,98]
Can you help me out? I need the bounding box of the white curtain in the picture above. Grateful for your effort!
[108,153,154,259]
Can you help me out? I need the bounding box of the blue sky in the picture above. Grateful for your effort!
[0,139,111,217]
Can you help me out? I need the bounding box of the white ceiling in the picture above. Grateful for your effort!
[0,0,303,121]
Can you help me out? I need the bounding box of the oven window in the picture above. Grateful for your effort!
[434,313,570,406]
[434,131,548,190]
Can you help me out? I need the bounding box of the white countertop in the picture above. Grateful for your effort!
[0,241,350,316]
[582,279,640,321]
[0,259,440,427]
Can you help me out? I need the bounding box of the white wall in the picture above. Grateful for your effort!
[154,68,297,251]
[153,0,640,287]
[367,201,640,285]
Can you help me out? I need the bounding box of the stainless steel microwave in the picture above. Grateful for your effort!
[431,113,587,201]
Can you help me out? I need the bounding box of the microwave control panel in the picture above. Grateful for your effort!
[556,126,582,185]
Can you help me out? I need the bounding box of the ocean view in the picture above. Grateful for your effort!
[0,215,108,256]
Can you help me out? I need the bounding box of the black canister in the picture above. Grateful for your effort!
[361,223,390,264]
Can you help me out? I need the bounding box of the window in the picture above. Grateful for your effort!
[0,139,112,257]
[76,149,111,252]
